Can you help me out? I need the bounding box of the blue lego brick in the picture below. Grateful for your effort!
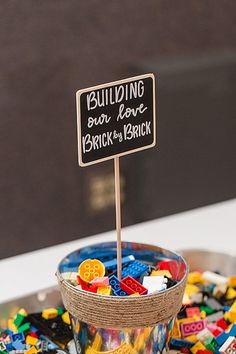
[104,255,135,271]
[216,331,229,346]
[229,324,236,337]
[109,275,127,296]
[5,343,14,351]
[122,260,149,278]
[113,288,127,296]
[60,265,79,273]
[11,333,25,343]
[12,340,25,351]
[170,338,195,349]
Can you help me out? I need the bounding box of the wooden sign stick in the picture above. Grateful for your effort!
[114,156,122,280]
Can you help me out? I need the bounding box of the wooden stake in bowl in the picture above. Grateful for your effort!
[76,74,156,279]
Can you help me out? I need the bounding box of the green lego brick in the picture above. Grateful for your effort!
[17,322,31,334]
[200,305,215,315]
[14,313,25,327]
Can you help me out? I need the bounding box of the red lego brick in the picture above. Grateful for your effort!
[186,307,200,318]
[120,275,148,295]
[77,275,97,293]
[157,260,181,279]
[216,318,228,330]
[196,350,213,354]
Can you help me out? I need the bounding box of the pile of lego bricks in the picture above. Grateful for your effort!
[61,255,183,296]
[0,270,235,354]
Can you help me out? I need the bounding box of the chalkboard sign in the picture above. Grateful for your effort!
[76,73,156,166]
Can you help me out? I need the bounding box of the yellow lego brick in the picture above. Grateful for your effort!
[228,300,236,322]
[18,308,28,316]
[190,341,206,354]
[91,333,102,351]
[129,292,140,297]
[26,335,38,346]
[188,272,203,284]
[78,259,105,282]
[8,319,17,333]
[185,284,200,296]
[85,342,132,353]
[182,293,192,305]
[200,311,206,319]
[228,276,236,288]
[226,287,236,300]
[224,312,230,321]
[171,319,181,338]
[42,308,58,320]
[97,286,112,296]
[185,335,198,342]
[179,317,195,324]
[25,346,38,354]
[62,311,71,325]
[151,270,172,278]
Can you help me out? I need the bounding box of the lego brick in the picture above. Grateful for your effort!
[11,334,25,343]
[170,338,195,349]
[204,337,218,352]
[202,271,227,285]
[216,331,229,346]
[62,311,70,325]
[120,275,148,295]
[90,277,109,287]
[186,307,200,318]
[205,298,223,311]
[13,314,25,327]
[109,275,127,296]
[216,318,228,330]
[219,336,236,354]
[190,341,206,354]
[187,272,203,284]
[103,255,135,270]
[26,336,38,346]
[78,259,105,282]
[185,284,200,296]
[142,275,167,294]
[17,323,31,335]
[197,328,213,344]
[122,260,149,279]
[97,285,112,296]
[181,320,206,337]
[226,287,236,300]
[157,260,179,279]
[206,311,224,322]
[228,276,236,288]
[77,276,97,293]
[151,270,172,278]
[172,320,181,339]
[41,308,58,320]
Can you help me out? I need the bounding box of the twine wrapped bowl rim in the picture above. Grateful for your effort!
[57,241,189,328]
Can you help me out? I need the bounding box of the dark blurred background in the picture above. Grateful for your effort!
[0,1,236,259]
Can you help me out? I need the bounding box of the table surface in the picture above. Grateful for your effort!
[1,198,235,304]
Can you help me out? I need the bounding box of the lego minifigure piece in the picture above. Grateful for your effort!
[41,308,58,320]
[120,275,148,295]
[151,270,172,278]
[90,277,109,287]
[97,286,112,296]
[103,255,135,270]
[181,320,206,337]
[122,260,149,279]
[78,259,105,283]
[186,307,200,318]
[142,275,167,294]
[202,271,227,285]
[219,336,236,354]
